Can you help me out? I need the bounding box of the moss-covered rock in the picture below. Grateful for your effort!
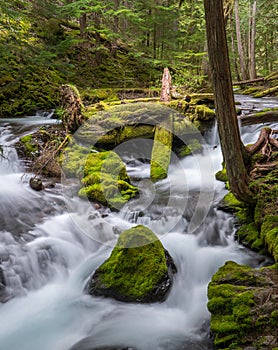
[178,138,202,158]
[236,222,267,255]
[195,105,215,121]
[19,134,38,157]
[215,164,228,183]
[86,225,176,303]
[62,143,138,209]
[218,192,252,224]
[0,266,6,302]
[150,123,173,181]
[208,261,278,349]
[261,215,278,262]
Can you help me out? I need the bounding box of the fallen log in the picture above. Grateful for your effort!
[233,76,277,86]
[240,110,278,126]
[254,85,278,98]
[233,77,265,86]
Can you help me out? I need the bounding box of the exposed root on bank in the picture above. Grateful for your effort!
[246,127,278,156]
[246,127,278,180]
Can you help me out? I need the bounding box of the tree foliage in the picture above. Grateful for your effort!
[0,0,277,115]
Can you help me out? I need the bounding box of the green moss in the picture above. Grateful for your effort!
[270,310,278,327]
[93,225,168,300]
[150,124,173,181]
[195,105,215,121]
[173,119,197,137]
[80,88,119,104]
[79,151,138,208]
[61,141,89,177]
[210,261,267,287]
[221,191,255,226]
[261,216,278,261]
[223,192,245,211]
[240,86,263,95]
[207,261,278,349]
[62,143,138,208]
[216,166,228,183]
[208,262,256,349]
[178,138,202,157]
[236,222,266,253]
[117,125,154,144]
[20,134,38,156]
[167,100,189,114]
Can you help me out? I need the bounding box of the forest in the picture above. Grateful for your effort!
[0,0,277,116]
[0,1,277,350]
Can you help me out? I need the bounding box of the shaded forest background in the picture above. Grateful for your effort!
[0,0,277,116]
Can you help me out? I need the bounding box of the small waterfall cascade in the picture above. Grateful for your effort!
[0,95,277,350]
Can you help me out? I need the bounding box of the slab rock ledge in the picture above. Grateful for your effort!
[86,225,177,303]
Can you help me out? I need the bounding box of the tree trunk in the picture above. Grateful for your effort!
[234,0,248,80]
[230,15,241,81]
[153,22,157,59]
[249,0,257,79]
[79,13,87,38]
[160,68,172,102]
[204,0,253,203]
[113,0,120,32]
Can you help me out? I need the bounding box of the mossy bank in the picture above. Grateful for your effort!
[211,157,278,349]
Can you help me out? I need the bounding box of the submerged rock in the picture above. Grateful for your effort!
[29,177,44,191]
[86,225,176,303]
[70,337,136,350]
[0,266,6,303]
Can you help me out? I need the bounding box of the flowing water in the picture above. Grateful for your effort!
[0,95,277,350]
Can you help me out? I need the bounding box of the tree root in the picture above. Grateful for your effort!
[247,127,278,179]
[250,161,278,178]
[246,127,278,157]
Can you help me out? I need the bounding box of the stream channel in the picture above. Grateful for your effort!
[0,95,277,350]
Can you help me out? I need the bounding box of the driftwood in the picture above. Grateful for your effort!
[240,110,278,126]
[160,68,172,102]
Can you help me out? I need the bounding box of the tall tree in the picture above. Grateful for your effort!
[234,0,248,80]
[248,0,257,79]
[203,0,253,203]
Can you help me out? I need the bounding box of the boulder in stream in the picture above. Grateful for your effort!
[62,143,138,209]
[86,225,176,303]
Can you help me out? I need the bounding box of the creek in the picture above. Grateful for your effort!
[0,95,277,350]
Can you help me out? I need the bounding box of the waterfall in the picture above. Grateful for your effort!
[0,96,277,350]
